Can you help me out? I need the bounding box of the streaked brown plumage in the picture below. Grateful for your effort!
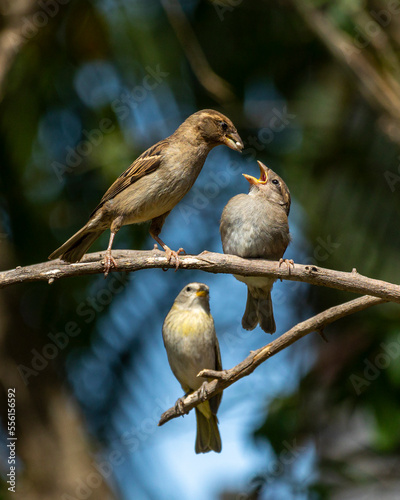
[49,110,243,275]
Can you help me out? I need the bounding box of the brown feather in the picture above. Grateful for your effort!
[49,109,243,266]
[90,139,168,217]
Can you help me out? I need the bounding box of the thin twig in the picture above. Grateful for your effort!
[0,0,49,103]
[160,0,235,103]
[290,0,400,146]
[159,295,385,426]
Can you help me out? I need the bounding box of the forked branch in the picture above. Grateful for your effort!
[0,250,394,426]
[159,295,385,426]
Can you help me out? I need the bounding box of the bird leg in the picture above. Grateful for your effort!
[103,217,123,277]
[150,214,185,271]
[103,232,117,277]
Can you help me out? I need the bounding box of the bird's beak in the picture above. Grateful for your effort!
[196,290,208,297]
[224,131,244,152]
[243,160,269,185]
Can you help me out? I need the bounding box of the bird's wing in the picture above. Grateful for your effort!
[214,336,223,373]
[90,139,168,217]
[209,334,223,415]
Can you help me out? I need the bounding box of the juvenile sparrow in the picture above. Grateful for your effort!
[220,161,291,334]
[162,282,222,453]
[49,110,243,275]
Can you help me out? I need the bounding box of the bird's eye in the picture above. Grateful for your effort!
[272,179,280,185]
[186,286,192,292]
[219,121,228,131]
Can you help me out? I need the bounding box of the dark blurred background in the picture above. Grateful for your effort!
[1,0,400,499]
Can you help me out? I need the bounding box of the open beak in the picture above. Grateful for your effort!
[243,160,269,185]
[196,290,208,297]
[224,131,244,152]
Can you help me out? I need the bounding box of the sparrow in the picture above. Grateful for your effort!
[49,110,243,275]
[162,282,222,453]
[220,161,291,334]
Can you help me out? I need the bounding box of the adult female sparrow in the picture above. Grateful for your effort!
[162,282,222,453]
[220,161,291,334]
[49,110,243,275]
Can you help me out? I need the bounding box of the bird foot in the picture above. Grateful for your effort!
[174,397,188,416]
[198,382,208,402]
[103,251,117,277]
[278,258,294,270]
[165,247,186,272]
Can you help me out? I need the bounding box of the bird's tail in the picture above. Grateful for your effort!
[195,402,221,454]
[48,226,105,263]
[242,286,276,334]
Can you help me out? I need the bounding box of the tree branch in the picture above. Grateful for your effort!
[290,0,400,146]
[160,0,235,103]
[1,251,399,304]
[0,0,47,103]
[158,295,385,426]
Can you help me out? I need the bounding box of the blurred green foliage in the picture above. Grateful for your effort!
[1,0,400,499]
